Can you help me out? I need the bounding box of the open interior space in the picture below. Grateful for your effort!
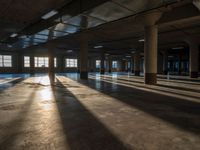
[0,0,200,150]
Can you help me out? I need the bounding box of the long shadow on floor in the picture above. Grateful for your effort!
[0,73,34,92]
[89,76,200,99]
[51,79,131,150]
[104,75,200,93]
[64,74,200,135]
[0,87,37,150]
[0,77,26,92]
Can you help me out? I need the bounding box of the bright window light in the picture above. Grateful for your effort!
[112,61,118,69]
[54,58,57,68]
[41,10,58,20]
[10,33,18,38]
[24,56,30,67]
[96,60,101,69]
[34,57,49,67]
[0,55,12,67]
[65,59,77,68]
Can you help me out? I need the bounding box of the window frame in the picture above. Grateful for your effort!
[0,55,12,67]
[34,57,49,68]
[65,58,78,68]
[24,56,30,68]
[112,61,118,69]
[96,60,101,69]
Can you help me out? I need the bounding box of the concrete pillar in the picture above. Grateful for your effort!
[142,11,162,84]
[92,57,96,72]
[161,51,168,75]
[144,25,158,84]
[189,43,199,78]
[125,60,128,72]
[133,52,140,76]
[77,52,80,73]
[100,51,105,74]
[88,57,95,72]
[57,56,64,73]
[48,45,55,85]
[30,54,35,74]
[178,53,182,75]
[121,59,126,72]
[131,56,134,73]
[108,55,112,73]
[88,57,92,72]
[80,34,88,79]
[17,52,23,73]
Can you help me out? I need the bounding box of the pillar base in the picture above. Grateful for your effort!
[100,69,105,74]
[163,70,168,75]
[134,71,140,76]
[49,72,55,85]
[145,73,157,85]
[80,71,88,79]
[190,72,198,78]
[30,70,35,75]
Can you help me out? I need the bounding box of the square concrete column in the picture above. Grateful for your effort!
[161,51,168,75]
[100,51,105,74]
[144,25,158,84]
[121,59,126,72]
[108,56,112,73]
[30,54,35,74]
[80,35,88,79]
[136,11,162,84]
[189,43,199,78]
[57,56,64,73]
[77,51,80,73]
[132,52,140,76]
[131,56,134,73]
[48,46,55,85]
[178,53,183,75]
[17,52,23,73]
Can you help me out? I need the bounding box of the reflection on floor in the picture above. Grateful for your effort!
[0,73,200,150]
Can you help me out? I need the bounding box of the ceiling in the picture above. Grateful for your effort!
[0,0,199,56]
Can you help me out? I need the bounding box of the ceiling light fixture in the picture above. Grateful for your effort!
[10,33,18,38]
[139,39,145,42]
[7,44,12,48]
[66,50,73,53]
[172,47,184,50]
[94,45,103,49]
[41,10,58,20]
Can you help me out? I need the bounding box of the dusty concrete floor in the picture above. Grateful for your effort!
[0,73,200,150]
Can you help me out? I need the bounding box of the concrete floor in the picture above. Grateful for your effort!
[0,73,200,150]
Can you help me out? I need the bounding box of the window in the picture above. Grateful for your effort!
[24,56,30,67]
[65,59,77,68]
[128,62,131,69]
[0,55,12,67]
[34,57,49,67]
[112,61,118,69]
[54,58,57,68]
[96,60,101,69]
